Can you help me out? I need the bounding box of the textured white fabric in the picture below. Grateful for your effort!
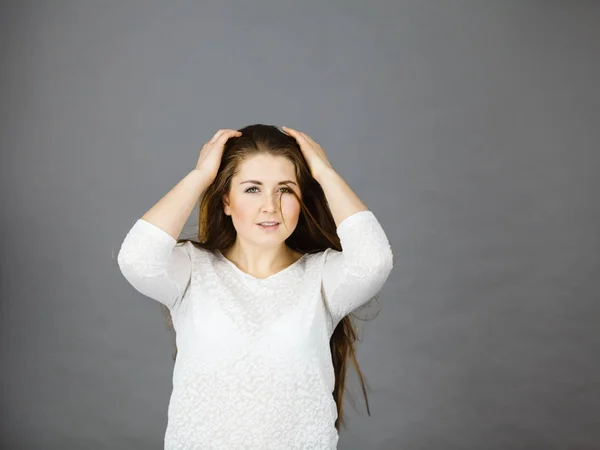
[117,210,393,449]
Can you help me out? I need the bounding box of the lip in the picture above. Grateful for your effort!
[257,222,280,230]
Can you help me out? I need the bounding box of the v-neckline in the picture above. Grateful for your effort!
[217,250,308,282]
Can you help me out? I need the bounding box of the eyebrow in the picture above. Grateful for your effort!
[240,180,297,186]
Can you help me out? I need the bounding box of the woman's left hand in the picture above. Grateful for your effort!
[282,126,333,180]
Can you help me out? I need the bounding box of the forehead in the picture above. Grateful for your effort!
[234,154,297,180]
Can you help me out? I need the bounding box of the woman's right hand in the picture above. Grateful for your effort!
[195,129,242,181]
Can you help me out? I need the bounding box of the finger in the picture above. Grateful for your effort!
[282,126,299,135]
[285,127,314,144]
[300,133,313,145]
[210,129,241,144]
[284,127,307,142]
[299,131,316,143]
[219,129,242,139]
[209,129,226,143]
[222,130,243,142]
[296,132,314,147]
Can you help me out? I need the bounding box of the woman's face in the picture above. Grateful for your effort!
[223,154,302,249]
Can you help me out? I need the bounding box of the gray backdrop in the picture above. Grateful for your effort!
[2,1,599,449]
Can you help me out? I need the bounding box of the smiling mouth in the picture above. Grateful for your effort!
[258,222,280,228]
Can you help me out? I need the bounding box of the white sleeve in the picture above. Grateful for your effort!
[321,210,394,330]
[117,219,192,311]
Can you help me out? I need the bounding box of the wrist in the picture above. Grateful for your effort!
[313,166,336,183]
[192,167,216,181]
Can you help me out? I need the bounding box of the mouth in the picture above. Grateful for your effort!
[257,222,280,230]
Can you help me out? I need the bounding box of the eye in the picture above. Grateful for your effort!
[244,186,294,194]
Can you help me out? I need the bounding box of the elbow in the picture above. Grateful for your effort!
[116,244,131,271]
[346,246,393,280]
[116,246,134,280]
[116,245,154,295]
[116,244,143,278]
[383,246,394,271]
[379,249,394,276]
[373,246,394,281]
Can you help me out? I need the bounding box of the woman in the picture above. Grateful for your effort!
[117,124,393,449]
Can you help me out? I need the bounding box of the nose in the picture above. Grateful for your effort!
[261,192,280,213]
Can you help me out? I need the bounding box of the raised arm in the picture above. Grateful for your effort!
[279,127,394,329]
[117,129,241,310]
[117,168,214,309]
[321,210,393,330]
[278,126,394,330]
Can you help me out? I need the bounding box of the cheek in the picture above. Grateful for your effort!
[282,196,301,220]
[228,198,256,224]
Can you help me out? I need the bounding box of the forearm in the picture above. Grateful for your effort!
[314,167,369,227]
[141,169,214,240]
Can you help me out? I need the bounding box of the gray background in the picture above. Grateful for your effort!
[2,1,599,449]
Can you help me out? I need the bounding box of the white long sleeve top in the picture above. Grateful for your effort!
[117,210,393,450]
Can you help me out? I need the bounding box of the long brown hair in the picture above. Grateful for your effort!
[163,124,380,431]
